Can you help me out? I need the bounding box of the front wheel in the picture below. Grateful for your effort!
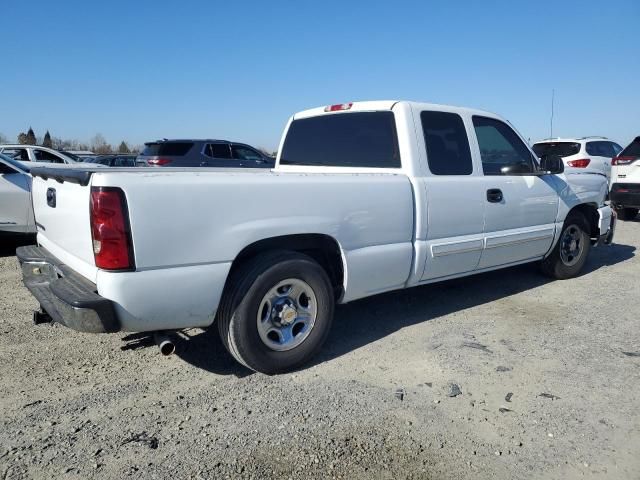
[217,251,335,374]
[615,207,639,221]
[541,212,591,279]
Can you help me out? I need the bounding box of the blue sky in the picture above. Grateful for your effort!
[1,0,638,151]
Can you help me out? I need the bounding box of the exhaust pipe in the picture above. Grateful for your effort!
[33,309,52,325]
[153,332,175,356]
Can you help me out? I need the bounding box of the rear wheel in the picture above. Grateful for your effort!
[541,212,591,279]
[217,251,334,374]
[615,207,639,221]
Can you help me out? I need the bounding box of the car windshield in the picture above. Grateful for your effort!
[59,151,81,161]
[532,142,581,158]
[0,153,29,172]
[620,137,640,157]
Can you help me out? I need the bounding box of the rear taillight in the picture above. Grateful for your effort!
[90,187,134,270]
[612,156,636,166]
[147,157,172,166]
[566,158,591,168]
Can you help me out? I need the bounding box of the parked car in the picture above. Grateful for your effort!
[0,153,101,234]
[0,145,77,164]
[0,154,35,234]
[136,139,275,168]
[17,100,615,374]
[532,137,622,179]
[610,136,640,220]
[84,155,137,167]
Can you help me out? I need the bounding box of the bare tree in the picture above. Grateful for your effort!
[17,133,28,144]
[91,133,111,154]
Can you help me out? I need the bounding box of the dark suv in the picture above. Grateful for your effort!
[136,139,274,168]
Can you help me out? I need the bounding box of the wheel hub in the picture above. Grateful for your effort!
[257,278,318,352]
[274,302,298,326]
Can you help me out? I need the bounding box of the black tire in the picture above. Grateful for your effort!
[217,250,334,374]
[541,211,591,279]
[615,207,639,221]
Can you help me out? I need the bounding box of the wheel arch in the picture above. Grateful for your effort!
[228,234,346,301]
[566,202,600,241]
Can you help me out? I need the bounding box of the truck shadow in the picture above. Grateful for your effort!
[0,234,36,258]
[172,242,635,376]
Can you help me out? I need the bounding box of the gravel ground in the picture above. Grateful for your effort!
[1,221,639,480]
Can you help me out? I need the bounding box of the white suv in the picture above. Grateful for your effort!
[610,136,640,220]
[0,144,77,164]
[532,137,622,179]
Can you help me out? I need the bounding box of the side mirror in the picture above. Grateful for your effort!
[540,154,564,174]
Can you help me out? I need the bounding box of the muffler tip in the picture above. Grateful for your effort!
[153,333,175,356]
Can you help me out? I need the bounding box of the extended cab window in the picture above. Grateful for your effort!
[421,111,472,175]
[280,112,400,168]
[473,116,535,175]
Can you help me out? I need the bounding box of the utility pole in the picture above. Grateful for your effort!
[550,89,555,138]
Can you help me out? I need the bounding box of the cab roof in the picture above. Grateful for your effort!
[292,100,502,121]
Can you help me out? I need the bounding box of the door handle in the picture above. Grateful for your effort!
[486,188,503,203]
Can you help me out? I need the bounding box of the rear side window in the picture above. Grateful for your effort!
[280,112,400,168]
[204,143,232,159]
[586,141,616,158]
[34,149,64,163]
[532,142,581,158]
[473,116,536,175]
[2,148,30,161]
[619,138,640,157]
[142,142,193,156]
[421,111,472,175]
[232,145,263,161]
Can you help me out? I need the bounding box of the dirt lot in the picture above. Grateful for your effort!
[1,221,639,480]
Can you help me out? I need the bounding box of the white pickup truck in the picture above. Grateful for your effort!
[17,101,615,373]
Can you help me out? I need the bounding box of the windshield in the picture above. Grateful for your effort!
[0,153,29,172]
[532,142,581,158]
[59,151,81,161]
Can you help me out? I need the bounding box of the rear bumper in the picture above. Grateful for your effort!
[16,246,119,333]
[595,206,616,246]
[610,183,640,208]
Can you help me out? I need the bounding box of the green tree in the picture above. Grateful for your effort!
[42,130,53,148]
[17,132,28,144]
[26,127,36,145]
[117,141,130,154]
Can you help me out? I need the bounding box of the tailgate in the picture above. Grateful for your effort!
[30,168,98,282]
[612,159,640,183]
